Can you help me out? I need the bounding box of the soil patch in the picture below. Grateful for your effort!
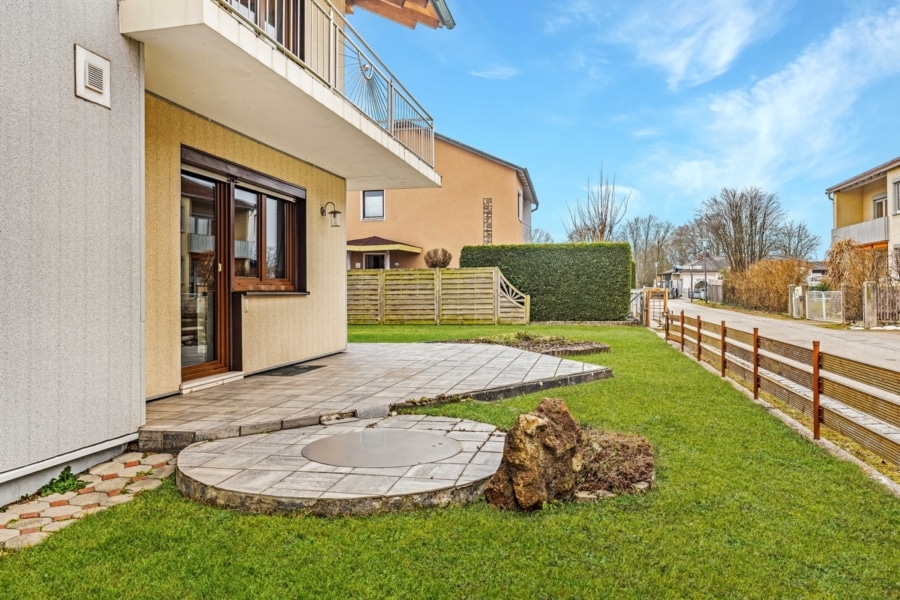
[451,332,610,357]
[576,429,655,495]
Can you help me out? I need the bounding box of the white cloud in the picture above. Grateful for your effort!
[664,7,900,193]
[470,65,519,80]
[546,0,786,89]
[612,0,786,89]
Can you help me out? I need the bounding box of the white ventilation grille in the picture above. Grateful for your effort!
[75,45,111,108]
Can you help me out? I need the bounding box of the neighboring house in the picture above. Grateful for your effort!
[827,156,900,275]
[672,255,729,297]
[346,133,539,269]
[0,0,449,505]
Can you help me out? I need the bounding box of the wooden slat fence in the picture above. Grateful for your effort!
[348,267,530,325]
[665,311,900,467]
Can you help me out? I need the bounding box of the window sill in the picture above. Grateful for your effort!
[237,291,311,296]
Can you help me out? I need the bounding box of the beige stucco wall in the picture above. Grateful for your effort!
[833,179,886,228]
[145,95,347,397]
[346,137,528,268]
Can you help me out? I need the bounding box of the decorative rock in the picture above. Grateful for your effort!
[575,491,599,503]
[485,398,583,511]
[632,481,651,492]
[4,532,48,550]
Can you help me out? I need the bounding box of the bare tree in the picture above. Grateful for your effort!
[564,166,629,242]
[618,215,674,287]
[771,220,821,260]
[529,228,554,244]
[667,218,722,266]
[697,187,784,272]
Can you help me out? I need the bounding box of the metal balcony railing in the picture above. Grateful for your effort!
[831,216,888,246]
[217,0,435,166]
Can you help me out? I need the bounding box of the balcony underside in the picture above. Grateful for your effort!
[120,0,440,191]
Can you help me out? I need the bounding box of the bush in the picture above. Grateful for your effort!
[424,248,453,268]
[823,238,888,321]
[724,258,809,312]
[460,243,632,321]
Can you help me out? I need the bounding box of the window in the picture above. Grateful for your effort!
[894,181,900,214]
[517,189,523,222]
[362,190,384,220]
[181,147,306,294]
[364,253,386,269]
[874,194,886,219]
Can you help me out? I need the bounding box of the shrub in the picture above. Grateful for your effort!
[724,258,809,312]
[823,238,888,321]
[424,248,453,268]
[460,243,631,321]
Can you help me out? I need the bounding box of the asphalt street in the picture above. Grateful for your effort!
[665,298,900,372]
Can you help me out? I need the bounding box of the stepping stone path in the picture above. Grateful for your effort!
[0,452,175,551]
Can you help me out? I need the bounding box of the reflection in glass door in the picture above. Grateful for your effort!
[181,173,221,373]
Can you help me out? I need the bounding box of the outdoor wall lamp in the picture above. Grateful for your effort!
[320,202,341,227]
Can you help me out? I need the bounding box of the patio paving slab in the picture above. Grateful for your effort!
[177,416,506,516]
[141,343,611,452]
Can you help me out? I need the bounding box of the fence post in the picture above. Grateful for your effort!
[696,315,702,362]
[679,311,685,352]
[493,268,500,325]
[812,341,821,440]
[720,320,726,377]
[434,268,441,325]
[752,327,759,399]
[378,269,386,324]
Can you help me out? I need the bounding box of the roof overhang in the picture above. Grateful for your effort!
[347,237,422,253]
[345,0,455,29]
[826,156,900,194]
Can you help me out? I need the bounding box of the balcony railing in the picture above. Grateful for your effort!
[217,0,435,166]
[831,216,888,246]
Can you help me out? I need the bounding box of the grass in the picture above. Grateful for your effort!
[1,325,898,599]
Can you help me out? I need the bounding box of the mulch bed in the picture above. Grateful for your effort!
[450,333,610,357]
[576,428,655,495]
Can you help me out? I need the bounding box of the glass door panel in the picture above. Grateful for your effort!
[181,173,219,369]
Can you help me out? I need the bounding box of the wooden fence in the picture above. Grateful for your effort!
[665,311,900,467]
[348,267,530,325]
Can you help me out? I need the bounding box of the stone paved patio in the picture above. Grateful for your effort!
[142,343,611,452]
[177,415,505,516]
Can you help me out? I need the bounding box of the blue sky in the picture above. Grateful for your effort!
[348,0,900,257]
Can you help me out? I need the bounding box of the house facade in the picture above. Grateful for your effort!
[671,255,729,298]
[346,133,539,269]
[0,0,446,506]
[827,156,900,276]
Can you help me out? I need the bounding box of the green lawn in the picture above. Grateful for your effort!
[1,325,898,599]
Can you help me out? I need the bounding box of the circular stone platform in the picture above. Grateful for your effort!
[176,415,504,516]
[301,429,463,468]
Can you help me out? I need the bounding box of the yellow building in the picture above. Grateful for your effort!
[346,134,539,269]
[827,156,900,273]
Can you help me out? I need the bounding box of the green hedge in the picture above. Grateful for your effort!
[460,243,632,321]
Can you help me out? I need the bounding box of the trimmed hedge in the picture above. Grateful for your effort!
[460,243,632,321]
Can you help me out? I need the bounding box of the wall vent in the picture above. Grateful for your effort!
[75,45,111,108]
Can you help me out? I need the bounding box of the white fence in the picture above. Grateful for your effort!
[806,290,843,323]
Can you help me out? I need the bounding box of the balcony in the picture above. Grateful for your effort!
[120,0,439,190]
[831,217,888,246]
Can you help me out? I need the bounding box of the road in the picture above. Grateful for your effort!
[665,298,900,372]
